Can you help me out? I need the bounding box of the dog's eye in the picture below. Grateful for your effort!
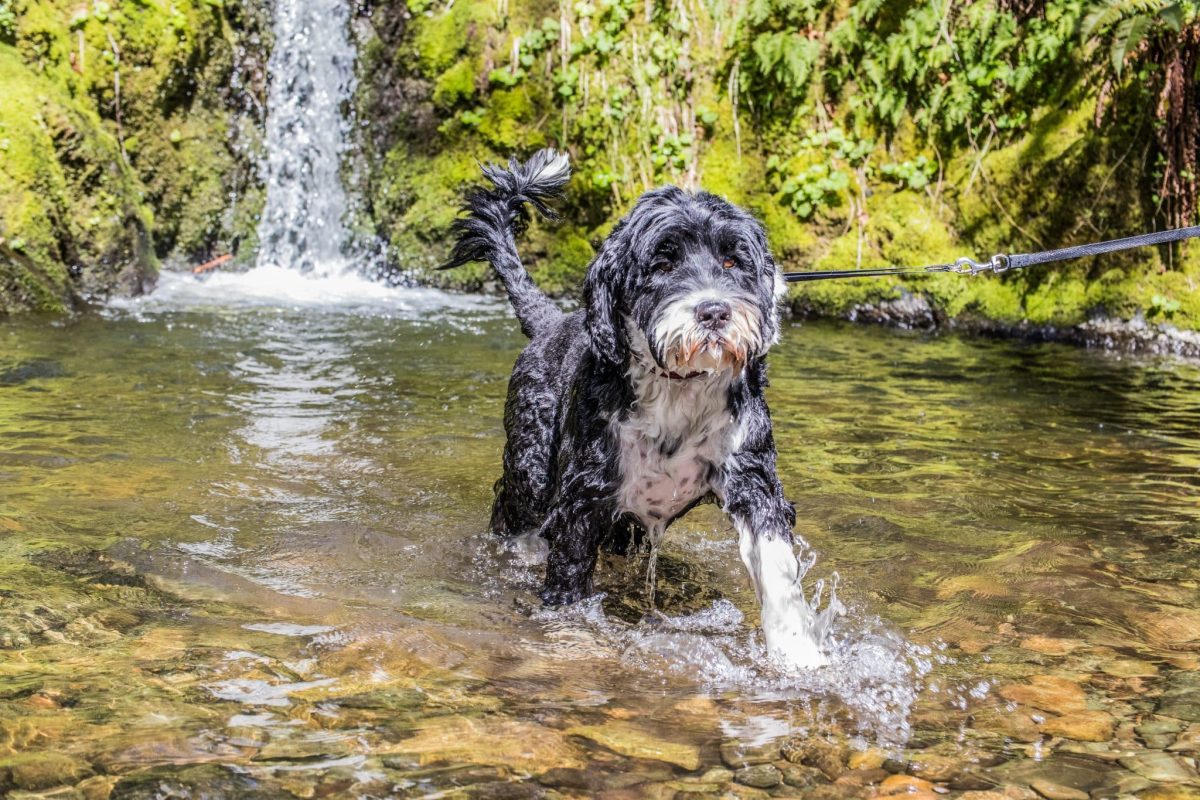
[722,257,737,269]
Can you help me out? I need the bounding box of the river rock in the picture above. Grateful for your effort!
[780,764,823,788]
[1130,605,1200,649]
[7,752,92,790]
[718,739,780,769]
[879,774,934,795]
[393,715,583,771]
[1101,658,1158,678]
[1038,710,1115,742]
[1156,672,1200,722]
[733,764,781,788]
[848,748,887,770]
[1028,779,1088,800]
[1020,636,1082,656]
[780,738,845,780]
[907,752,961,782]
[971,709,1042,743]
[1116,751,1197,782]
[567,722,701,770]
[1167,723,1200,752]
[998,675,1088,714]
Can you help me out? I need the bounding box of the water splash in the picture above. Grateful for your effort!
[255,0,356,275]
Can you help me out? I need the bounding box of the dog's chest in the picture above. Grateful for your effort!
[613,380,740,528]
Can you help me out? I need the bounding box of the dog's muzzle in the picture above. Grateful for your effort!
[652,293,763,376]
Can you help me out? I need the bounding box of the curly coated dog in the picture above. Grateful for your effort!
[443,149,827,668]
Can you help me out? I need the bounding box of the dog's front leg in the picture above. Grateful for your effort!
[539,500,612,605]
[722,398,829,669]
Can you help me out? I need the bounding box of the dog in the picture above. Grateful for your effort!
[443,149,828,669]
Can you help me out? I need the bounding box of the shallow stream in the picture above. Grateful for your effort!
[1,272,1198,798]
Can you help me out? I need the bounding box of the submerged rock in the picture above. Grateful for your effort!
[733,764,781,789]
[997,675,1088,715]
[1116,751,1197,783]
[392,716,584,772]
[719,739,781,769]
[566,722,701,771]
[1038,710,1115,742]
[1028,779,1088,800]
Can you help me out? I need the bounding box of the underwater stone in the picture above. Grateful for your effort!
[7,753,92,791]
[998,675,1088,715]
[1028,779,1088,800]
[1039,710,1116,742]
[1116,751,1197,783]
[719,739,781,768]
[780,764,823,788]
[733,764,781,788]
[1167,724,1200,752]
[566,723,701,771]
[780,738,845,780]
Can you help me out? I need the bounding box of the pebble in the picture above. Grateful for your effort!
[780,738,845,780]
[733,764,781,789]
[8,753,93,790]
[971,709,1042,743]
[879,774,934,795]
[1028,779,1088,800]
[1038,710,1115,742]
[1116,751,1197,783]
[1101,658,1158,678]
[998,675,1088,714]
[719,739,781,769]
[907,752,961,782]
[848,748,887,770]
[780,764,822,788]
[1019,636,1081,656]
[1167,724,1200,752]
[567,723,700,771]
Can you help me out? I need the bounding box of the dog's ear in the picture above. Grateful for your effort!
[583,230,629,366]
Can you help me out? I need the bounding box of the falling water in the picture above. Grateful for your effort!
[255,0,355,275]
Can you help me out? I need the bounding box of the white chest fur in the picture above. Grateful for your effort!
[614,365,743,533]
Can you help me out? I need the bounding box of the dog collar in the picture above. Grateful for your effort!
[658,369,706,380]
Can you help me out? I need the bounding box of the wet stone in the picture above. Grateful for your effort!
[780,764,822,789]
[907,752,962,783]
[1156,674,1200,723]
[1116,751,1197,783]
[720,739,781,769]
[1138,718,1184,736]
[567,723,701,771]
[1088,770,1153,797]
[1101,659,1158,678]
[697,768,732,784]
[1039,710,1116,742]
[7,753,93,791]
[779,739,845,780]
[1029,779,1089,800]
[733,764,781,789]
[1167,724,1200,752]
[998,675,1088,715]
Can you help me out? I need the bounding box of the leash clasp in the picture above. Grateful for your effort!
[954,253,1011,275]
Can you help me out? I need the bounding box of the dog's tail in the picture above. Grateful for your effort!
[442,149,570,338]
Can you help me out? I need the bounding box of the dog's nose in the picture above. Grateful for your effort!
[695,300,732,329]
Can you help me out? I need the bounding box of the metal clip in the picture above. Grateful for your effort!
[954,254,1011,275]
[953,256,988,275]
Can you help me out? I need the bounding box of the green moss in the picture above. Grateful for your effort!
[527,226,593,294]
[432,58,479,108]
[411,1,494,76]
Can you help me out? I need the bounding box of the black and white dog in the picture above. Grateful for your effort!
[445,149,827,668]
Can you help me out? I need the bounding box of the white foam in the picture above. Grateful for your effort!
[109,268,499,316]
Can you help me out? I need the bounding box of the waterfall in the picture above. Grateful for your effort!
[255,0,355,276]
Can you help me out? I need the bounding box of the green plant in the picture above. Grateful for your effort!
[0,0,17,43]
[1083,0,1200,227]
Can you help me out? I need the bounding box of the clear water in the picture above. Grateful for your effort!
[2,275,1198,796]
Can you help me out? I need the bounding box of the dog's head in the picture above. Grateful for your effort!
[583,187,786,377]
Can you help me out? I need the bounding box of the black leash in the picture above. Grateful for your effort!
[782,225,1200,283]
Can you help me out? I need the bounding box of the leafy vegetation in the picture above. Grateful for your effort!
[359,0,1197,330]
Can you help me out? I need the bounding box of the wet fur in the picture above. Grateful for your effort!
[444,150,799,619]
